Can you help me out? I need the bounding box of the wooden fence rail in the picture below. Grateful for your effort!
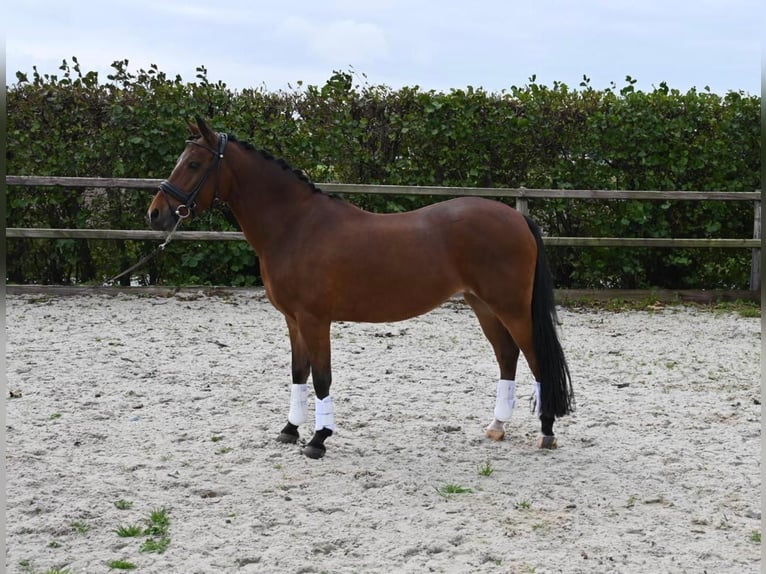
[6,176,762,289]
[4,228,759,249]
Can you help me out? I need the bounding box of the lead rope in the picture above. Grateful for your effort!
[102,208,188,287]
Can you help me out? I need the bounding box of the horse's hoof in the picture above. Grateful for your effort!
[277,432,298,444]
[485,428,505,441]
[302,445,326,459]
[537,435,557,449]
[484,419,505,441]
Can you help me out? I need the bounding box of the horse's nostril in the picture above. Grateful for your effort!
[147,208,165,230]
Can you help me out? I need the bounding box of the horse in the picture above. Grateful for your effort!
[147,117,574,459]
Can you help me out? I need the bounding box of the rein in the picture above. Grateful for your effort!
[101,213,186,286]
[103,133,228,286]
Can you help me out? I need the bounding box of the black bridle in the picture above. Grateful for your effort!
[159,133,229,218]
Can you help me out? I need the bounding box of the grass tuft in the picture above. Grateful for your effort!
[514,499,532,510]
[71,521,90,535]
[140,536,170,554]
[139,507,171,554]
[115,524,144,538]
[107,559,137,570]
[436,483,473,497]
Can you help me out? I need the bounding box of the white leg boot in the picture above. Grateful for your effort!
[303,395,337,459]
[485,379,516,441]
[288,383,308,426]
[314,395,336,432]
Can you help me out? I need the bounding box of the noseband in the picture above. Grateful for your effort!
[159,133,229,218]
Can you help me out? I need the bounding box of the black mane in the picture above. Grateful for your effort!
[226,133,325,195]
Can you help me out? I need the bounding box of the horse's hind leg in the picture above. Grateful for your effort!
[464,293,520,441]
[497,309,558,449]
[277,317,311,444]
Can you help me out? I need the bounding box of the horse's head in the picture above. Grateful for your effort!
[147,117,229,231]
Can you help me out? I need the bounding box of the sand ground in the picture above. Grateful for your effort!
[5,290,761,573]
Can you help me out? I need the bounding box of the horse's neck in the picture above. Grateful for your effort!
[227,156,316,255]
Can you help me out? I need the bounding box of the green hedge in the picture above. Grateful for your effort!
[7,60,760,288]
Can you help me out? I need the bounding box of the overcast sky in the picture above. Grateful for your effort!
[5,0,761,95]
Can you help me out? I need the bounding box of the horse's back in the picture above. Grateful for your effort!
[332,196,534,269]
[416,196,528,231]
[297,197,538,321]
[358,196,531,244]
[421,197,538,297]
[410,197,536,262]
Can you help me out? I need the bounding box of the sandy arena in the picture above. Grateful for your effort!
[5,290,762,573]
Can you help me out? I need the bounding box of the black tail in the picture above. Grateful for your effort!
[524,216,574,418]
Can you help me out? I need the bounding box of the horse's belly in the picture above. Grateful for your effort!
[331,268,461,323]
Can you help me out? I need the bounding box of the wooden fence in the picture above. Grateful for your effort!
[6,176,762,290]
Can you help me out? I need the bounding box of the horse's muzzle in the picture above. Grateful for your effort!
[147,207,178,231]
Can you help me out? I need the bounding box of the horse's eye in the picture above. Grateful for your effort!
[189,160,201,170]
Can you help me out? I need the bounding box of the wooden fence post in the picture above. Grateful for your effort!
[750,199,761,292]
[515,198,529,216]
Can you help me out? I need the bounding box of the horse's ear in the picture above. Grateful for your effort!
[195,116,217,145]
[187,119,200,138]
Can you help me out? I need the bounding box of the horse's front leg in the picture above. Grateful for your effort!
[298,316,335,459]
[277,318,311,444]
